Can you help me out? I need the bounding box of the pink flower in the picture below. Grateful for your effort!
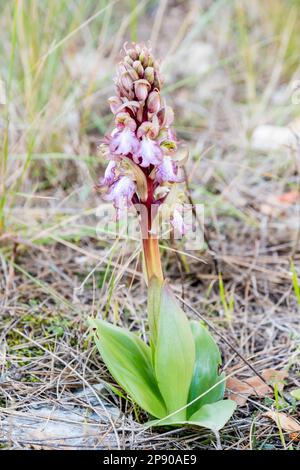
[156,156,182,183]
[109,127,139,156]
[171,208,187,235]
[104,176,136,217]
[101,160,117,185]
[133,137,162,167]
[99,43,186,225]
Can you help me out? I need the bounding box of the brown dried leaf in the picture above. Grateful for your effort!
[262,369,288,390]
[264,411,300,433]
[260,192,299,216]
[275,191,299,205]
[289,432,300,442]
[226,377,253,406]
[245,376,271,397]
[227,369,288,406]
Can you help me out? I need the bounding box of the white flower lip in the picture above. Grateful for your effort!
[104,176,136,215]
[110,128,139,156]
[156,156,182,184]
[133,137,162,168]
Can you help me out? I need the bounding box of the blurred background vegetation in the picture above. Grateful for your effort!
[1,0,300,240]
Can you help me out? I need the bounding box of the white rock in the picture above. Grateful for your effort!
[251,125,299,152]
[0,384,121,449]
[165,42,216,80]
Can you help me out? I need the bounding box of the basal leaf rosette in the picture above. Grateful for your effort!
[90,280,236,432]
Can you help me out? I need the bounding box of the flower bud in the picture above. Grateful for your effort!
[135,44,141,54]
[108,96,122,114]
[115,112,136,131]
[132,60,144,77]
[147,91,161,114]
[147,54,154,67]
[136,103,144,122]
[144,67,154,84]
[116,100,140,114]
[124,63,139,81]
[128,48,139,60]
[124,55,134,66]
[139,50,149,68]
[157,106,174,127]
[120,72,133,91]
[134,79,150,101]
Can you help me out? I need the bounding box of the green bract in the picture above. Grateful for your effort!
[155,283,195,422]
[90,280,236,432]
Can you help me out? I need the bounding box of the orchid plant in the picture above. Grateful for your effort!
[90,43,236,433]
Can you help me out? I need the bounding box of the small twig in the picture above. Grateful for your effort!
[183,166,220,275]
[11,328,122,448]
[176,295,293,406]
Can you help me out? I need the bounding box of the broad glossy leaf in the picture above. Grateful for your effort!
[90,318,166,418]
[189,400,236,431]
[187,321,225,417]
[155,283,195,422]
[147,400,236,431]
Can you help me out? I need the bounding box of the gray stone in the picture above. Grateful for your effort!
[0,385,122,449]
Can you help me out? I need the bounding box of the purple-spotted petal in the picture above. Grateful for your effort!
[104,176,136,217]
[133,137,162,167]
[109,127,139,156]
[156,156,182,183]
[101,160,117,185]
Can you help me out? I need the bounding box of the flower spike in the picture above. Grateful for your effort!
[98,43,183,225]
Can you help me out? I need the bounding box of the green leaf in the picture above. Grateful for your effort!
[90,318,166,418]
[155,283,195,422]
[147,400,236,431]
[291,261,300,307]
[187,321,225,417]
[188,400,236,431]
[291,388,300,400]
